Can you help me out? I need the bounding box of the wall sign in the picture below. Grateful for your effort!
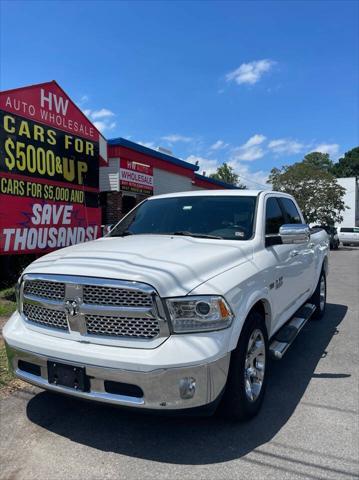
[119,158,153,195]
[0,81,102,254]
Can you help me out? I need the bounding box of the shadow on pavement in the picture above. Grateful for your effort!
[26,302,347,465]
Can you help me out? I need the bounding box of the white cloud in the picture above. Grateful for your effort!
[76,95,89,107]
[268,138,305,155]
[162,134,193,143]
[241,134,266,149]
[226,59,276,85]
[185,154,270,189]
[231,134,266,161]
[229,161,270,189]
[93,120,117,133]
[210,140,229,150]
[185,135,340,189]
[186,155,219,176]
[90,108,115,120]
[265,139,339,158]
[312,143,340,157]
[137,141,156,149]
[80,94,89,103]
[82,107,117,133]
[233,147,265,162]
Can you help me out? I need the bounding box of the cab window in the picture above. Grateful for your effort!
[280,198,302,224]
[265,197,286,235]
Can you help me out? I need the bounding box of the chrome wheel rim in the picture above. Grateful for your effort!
[320,276,326,311]
[244,329,266,402]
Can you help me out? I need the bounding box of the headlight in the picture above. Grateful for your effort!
[166,296,233,333]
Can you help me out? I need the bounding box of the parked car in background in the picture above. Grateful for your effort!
[4,190,329,421]
[338,226,359,246]
[313,225,339,250]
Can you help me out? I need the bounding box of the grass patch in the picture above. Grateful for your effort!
[0,285,24,395]
[0,287,16,301]
[0,339,14,390]
[0,286,16,317]
[0,304,16,316]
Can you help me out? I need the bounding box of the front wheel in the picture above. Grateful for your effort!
[310,270,327,320]
[219,311,268,421]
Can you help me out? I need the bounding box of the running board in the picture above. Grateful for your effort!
[269,303,316,359]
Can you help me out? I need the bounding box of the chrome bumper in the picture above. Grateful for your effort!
[5,343,230,411]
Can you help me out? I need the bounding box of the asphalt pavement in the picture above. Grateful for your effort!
[1,248,358,480]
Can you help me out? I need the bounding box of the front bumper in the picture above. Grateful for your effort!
[4,313,231,411]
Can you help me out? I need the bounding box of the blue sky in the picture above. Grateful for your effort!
[1,0,358,187]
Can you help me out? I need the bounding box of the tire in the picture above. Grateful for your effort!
[310,270,327,320]
[219,311,268,421]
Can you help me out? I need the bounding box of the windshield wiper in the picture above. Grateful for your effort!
[110,230,134,237]
[170,231,223,240]
[111,230,223,239]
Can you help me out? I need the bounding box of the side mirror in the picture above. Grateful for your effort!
[279,224,310,244]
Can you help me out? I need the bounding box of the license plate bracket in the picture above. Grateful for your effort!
[47,361,88,392]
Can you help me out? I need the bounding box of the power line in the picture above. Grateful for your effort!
[238,174,269,189]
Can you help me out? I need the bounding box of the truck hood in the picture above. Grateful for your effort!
[24,235,253,297]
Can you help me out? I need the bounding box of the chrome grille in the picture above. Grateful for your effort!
[86,315,160,338]
[83,285,153,307]
[23,303,68,331]
[24,280,65,301]
[21,275,165,342]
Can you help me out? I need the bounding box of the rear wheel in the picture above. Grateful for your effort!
[310,270,326,320]
[220,311,268,421]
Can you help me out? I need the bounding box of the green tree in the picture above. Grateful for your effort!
[330,147,359,178]
[210,163,247,188]
[268,161,347,225]
[303,152,334,172]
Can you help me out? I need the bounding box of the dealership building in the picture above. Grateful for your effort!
[99,137,237,224]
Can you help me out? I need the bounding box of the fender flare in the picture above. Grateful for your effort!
[312,254,329,296]
[228,289,272,351]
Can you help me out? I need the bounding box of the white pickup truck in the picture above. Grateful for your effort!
[4,190,329,420]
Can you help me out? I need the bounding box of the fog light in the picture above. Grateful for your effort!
[179,377,196,399]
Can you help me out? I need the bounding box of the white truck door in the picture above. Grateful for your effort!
[279,196,316,300]
[263,196,314,333]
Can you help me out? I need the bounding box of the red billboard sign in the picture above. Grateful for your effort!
[0,81,102,255]
[120,159,153,195]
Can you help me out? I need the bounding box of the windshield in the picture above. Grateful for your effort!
[109,195,257,240]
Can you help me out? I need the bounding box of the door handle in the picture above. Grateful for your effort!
[290,250,300,257]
